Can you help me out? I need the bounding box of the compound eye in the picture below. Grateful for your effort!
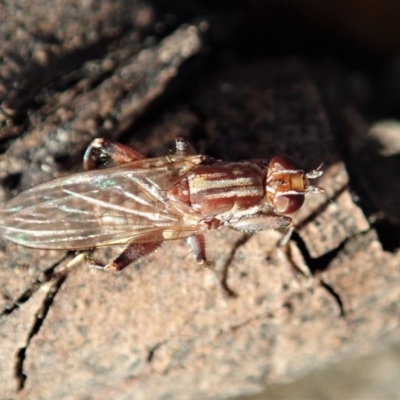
[269,154,299,171]
[269,154,306,214]
[273,194,305,215]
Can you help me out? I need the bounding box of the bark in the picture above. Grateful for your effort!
[0,1,399,399]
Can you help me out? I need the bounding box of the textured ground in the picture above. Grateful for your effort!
[1,1,400,399]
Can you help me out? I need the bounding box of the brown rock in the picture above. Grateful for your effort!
[0,2,399,399]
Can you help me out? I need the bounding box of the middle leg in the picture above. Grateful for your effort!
[187,234,212,268]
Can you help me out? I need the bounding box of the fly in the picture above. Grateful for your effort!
[0,138,323,271]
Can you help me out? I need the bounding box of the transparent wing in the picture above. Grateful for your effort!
[0,155,204,249]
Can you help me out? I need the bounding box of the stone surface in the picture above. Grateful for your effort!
[0,1,400,399]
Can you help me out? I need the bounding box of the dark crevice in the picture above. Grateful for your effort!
[146,340,167,364]
[1,254,70,316]
[287,232,347,317]
[371,218,400,253]
[296,183,349,232]
[290,226,365,319]
[220,234,251,298]
[290,232,346,275]
[319,279,345,318]
[1,283,40,317]
[14,348,27,390]
[0,173,22,193]
[14,274,66,391]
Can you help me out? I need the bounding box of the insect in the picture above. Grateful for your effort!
[0,138,323,271]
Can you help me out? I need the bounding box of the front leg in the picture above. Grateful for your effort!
[87,241,162,271]
[233,213,294,247]
[236,213,313,278]
[83,138,146,170]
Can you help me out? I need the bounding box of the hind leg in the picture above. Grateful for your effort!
[83,138,146,170]
[87,241,162,271]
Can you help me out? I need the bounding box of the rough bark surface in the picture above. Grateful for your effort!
[1,1,399,400]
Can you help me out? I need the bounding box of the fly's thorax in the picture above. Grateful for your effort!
[168,177,191,205]
[167,161,265,218]
[266,155,323,215]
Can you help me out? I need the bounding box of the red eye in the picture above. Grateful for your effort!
[269,154,299,171]
[273,194,305,214]
[269,154,305,214]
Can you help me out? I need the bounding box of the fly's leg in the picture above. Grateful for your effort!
[233,214,294,247]
[234,213,307,276]
[175,138,214,165]
[83,138,146,170]
[188,233,236,297]
[87,241,162,271]
[277,225,294,247]
[175,138,196,156]
[233,213,294,246]
[187,234,212,268]
[39,253,87,282]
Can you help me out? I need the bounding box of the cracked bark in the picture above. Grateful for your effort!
[1,2,400,399]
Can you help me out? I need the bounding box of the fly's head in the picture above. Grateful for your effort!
[266,155,324,214]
